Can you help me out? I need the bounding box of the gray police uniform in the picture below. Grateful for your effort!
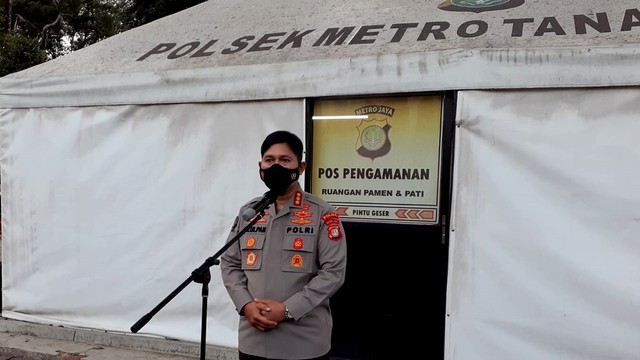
[220,183,347,359]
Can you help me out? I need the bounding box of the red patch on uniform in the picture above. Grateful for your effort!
[246,251,257,266]
[322,212,340,225]
[293,238,303,250]
[327,225,342,241]
[293,203,312,218]
[291,217,312,225]
[246,237,256,248]
[291,254,303,268]
[292,202,312,224]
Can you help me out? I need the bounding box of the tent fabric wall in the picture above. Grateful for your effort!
[0,99,305,347]
[445,88,640,360]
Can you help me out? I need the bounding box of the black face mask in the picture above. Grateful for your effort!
[260,164,300,194]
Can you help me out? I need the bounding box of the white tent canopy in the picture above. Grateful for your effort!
[2,0,640,108]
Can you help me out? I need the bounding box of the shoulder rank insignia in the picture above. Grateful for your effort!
[293,191,303,206]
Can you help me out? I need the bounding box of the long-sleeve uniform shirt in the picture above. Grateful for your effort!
[220,184,347,359]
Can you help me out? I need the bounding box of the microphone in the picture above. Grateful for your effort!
[242,191,277,221]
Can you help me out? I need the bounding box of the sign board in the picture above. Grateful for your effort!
[311,95,443,225]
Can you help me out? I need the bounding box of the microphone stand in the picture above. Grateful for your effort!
[130,204,272,360]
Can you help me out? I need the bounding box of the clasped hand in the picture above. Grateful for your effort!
[243,298,287,331]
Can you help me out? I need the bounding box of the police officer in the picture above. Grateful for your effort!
[221,130,347,360]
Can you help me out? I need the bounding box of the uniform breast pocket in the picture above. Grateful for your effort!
[281,235,315,273]
[240,234,265,270]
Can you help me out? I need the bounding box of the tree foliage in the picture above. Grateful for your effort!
[62,0,128,52]
[0,0,206,77]
[123,0,206,28]
[0,32,47,77]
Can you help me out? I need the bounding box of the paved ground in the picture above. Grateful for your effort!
[0,354,43,360]
[0,331,203,360]
[0,318,237,360]
[0,352,44,360]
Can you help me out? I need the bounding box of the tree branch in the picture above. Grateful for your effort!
[14,13,39,31]
[41,13,62,49]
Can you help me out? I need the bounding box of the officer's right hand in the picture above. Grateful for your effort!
[243,300,278,331]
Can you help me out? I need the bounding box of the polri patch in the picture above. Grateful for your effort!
[293,238,303,250]
[328,225,342,241]
[321,212,340,226]
[291,254,303,268]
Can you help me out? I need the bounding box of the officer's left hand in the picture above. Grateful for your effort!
[255,298,286,323]
[243,300,278,331]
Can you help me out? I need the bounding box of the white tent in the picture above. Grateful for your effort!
[3,0,640,108]
[2,1,640,359]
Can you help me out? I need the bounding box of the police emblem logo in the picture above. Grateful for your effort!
[353,105,394,161]
[292,203,313,224]
[246,251,257,267]
[438,0,524,13]
[355,119,392,160]
[361,125,386,152]
[328,225,343,241]
[293,238,304,250]
[291,254,304,268]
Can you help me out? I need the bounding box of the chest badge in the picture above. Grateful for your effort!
[246,237,256,248]
[293,238,304,250]
[246,251,257,267]
[291,202,313,225]
[291,254,304,268]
